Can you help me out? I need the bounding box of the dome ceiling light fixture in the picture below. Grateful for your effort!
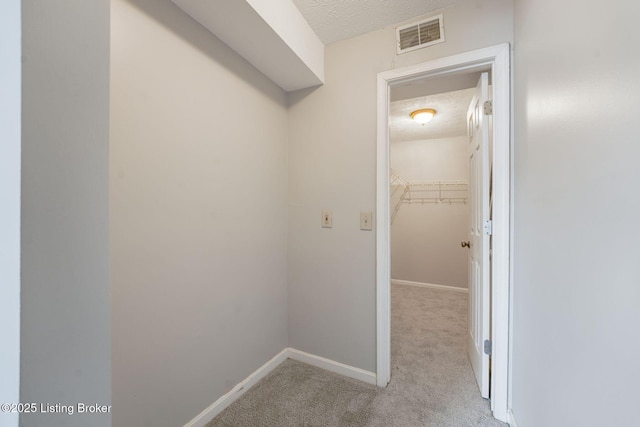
[410,108,436,124]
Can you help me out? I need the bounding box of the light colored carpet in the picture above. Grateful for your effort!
[207,284,507,427]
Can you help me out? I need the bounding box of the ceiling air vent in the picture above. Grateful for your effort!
[396,15,444,54]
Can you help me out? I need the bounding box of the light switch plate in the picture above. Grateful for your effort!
[322,210,332,228]
[360,211,373,231]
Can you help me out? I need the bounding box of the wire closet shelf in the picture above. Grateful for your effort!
[390,168,468,224]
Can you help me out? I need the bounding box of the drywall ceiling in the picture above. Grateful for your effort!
[292,0,464,44]
[390,88,475,142]
[170,0,469,91]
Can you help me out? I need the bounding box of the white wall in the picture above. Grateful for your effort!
[512,0,640,425]
[392,137,468,182]
[0,2,21,426]
[20,1,111,426]
[288,0,513,372]
[110,1,289,426]
[391,136,468,287]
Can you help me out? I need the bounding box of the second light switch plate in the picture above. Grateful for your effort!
[360,211,373,231]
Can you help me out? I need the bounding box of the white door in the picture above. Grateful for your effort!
[466,72,490,399]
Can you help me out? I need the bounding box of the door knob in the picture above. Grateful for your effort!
[461,241,470,248]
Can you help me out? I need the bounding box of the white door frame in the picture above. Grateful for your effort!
[376,43,511,422]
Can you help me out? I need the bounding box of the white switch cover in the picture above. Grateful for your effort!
[360,211,373,231]
[322,210,332,228]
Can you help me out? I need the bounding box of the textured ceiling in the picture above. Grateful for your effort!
[291,0,464,44]
[390,88,475,142]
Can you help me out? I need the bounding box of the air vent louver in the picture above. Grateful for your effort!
[396,15,444,54]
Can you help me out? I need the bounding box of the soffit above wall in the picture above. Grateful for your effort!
[291,0,464,44]
[171,0,324,92]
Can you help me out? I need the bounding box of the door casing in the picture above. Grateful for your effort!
[375,43,512,423]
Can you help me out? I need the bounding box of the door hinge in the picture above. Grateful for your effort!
[483,220,493,236]
[484,339,492,356]
[483,100,493,115]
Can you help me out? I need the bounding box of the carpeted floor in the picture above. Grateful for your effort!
[207,284,507,427]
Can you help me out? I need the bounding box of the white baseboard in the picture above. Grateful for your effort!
[184,348,289,427]
[391,279,468,293]
[286,348,377,385]
[507,409,519,427]
[183,347,377,426]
